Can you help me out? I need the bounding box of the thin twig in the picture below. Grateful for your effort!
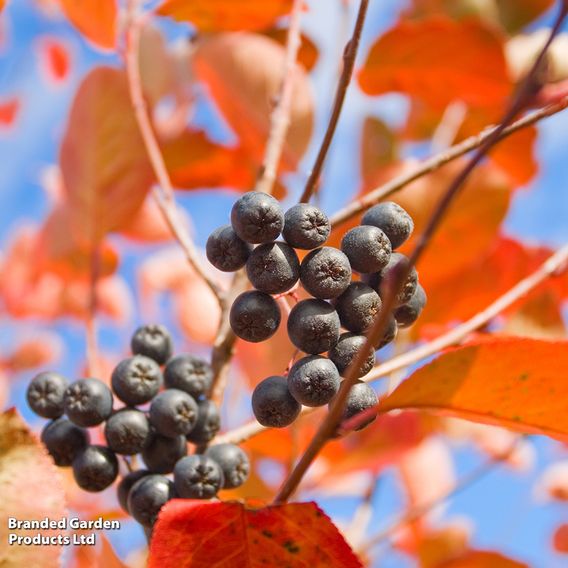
[271,9,567,504]
[329,97,568,228]
[346,475,381,547]
[214,240,568,446]
[85,244,101,377]
[298,0,370,203]
[255,0,304,195]
[124,2,223,303]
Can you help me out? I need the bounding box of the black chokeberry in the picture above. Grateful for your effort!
[231,191,284,244]
[173,455,224,499]
[341,225,392,273]
[361,202,414,249]
[72,445,119,492]
[341,381,378,431]
[329,333,375,378]
[128,474,176,527]
[229,291,281,343]
[394,283,427,328]
[206,225,252,272]
[287,299,340,354]
[64,378,113,427]
[104,408,151,455]
[283,203,330,249]
[252,375,301,428]
[111,355,163,406]
[300,247,352,299]
[27,371,68,419]
[365,252,418,306]
[41,418,90,467]
[163,354,213,399]
[287,355,340,407]
[205,443,250,489]
[117,469,151,513]
[245,241,300,294]
[149,389,198,438]
[334,282,381,333]
[375,314,398,350]
[186,400,220,444]
[131,324,173,365]
[142,432,188,474]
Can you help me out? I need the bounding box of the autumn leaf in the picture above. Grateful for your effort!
[437,550,528,567]
[0,97,19,127]
[58,0,116,49]
[156,0,295,32]
[381,337,568,441]
[0,409,67,568]
[263,27,319,71]
[60,67,154,244]
[149,500,363,567]
[359,17,511,110]
[37,37,71,83]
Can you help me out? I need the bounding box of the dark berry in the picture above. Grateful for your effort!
[41,418,89,467]
[283,203,330,249]
[72,445,119,492]
[341,225,392,273]
[206,225,252,272]
[111,356,163,406]
[329,333,375,378]
[375,314,398,349]
[128,474,176,527]
[365,252,418,306]
[142,432,188,473]
[361,202,414,249]
[186,400,220,445]
[341,381,378,431]
[287,299,340,354]
[205,443,250,489]
[174,455,224,499]
[246,241,300,294]
[394,283,427,328]
[334,282,381,333]
[64,378,113,427]
[231,191,284,244]
[288,355,340,407]
[163,355,213,399]
[117,470,151,513]
[130,324,173,365]
[300,247,352,299]
[229,291,281,343]
[27,371,68,419]
[149,389,198,438]
[104,408,151,455]
[251,375,301,428]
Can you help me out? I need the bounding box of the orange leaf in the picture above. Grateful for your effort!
[156,0,295,32]
[3,334,62,372]
[359,17,511,110]
[360,116,397,189]
[437,550,528,567]
[193,33,314,172]
[60,67,154,243]
[381,337,568,441]
[149,500,362,567]
[0,410,67,567]
[0,97,19,127]
[553,523,568,554]
[59,0,116,49]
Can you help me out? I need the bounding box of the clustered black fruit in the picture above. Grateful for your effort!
[207,193,427,434]
[27,323,250,532]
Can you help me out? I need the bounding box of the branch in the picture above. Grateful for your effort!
[124,4,223,304]
[215,240,568,446]
[254,0,304,195]
[298,0,370,203]
[85,244,101,377]
[329,97,568,228]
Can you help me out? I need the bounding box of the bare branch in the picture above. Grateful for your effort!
[299,0,370,203]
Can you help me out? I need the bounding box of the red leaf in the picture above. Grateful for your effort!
[553,523,568,554]
[38,37,71,83]
[437,550,528,567]
[149,500,362,568]
[58,0,116,50]
[0,97,19,127]
[3,335,62,372]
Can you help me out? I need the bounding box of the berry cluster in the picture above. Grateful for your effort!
[27,324,250,532]
[207,192,426,433]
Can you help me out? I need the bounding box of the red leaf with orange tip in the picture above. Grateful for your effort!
[0,97,19,127]
[156,0,295,32]
[381,337,568,441]
[149,500,362,568]
[359,17,511,110]
[58,0,116,50]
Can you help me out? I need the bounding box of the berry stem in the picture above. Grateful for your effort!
[298,0,370,204]
[124,1,223,305]
[254,0,304,195]
[329,97,568,228]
